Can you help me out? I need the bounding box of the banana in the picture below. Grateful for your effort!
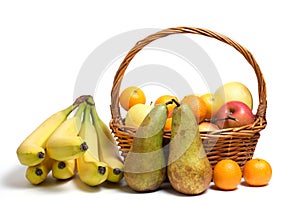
[90,98,124,183]
[76,104,108,186]
[25,156,53,185]
[52,159,76,180]
[46,102,88,161]
[17,104,76,166]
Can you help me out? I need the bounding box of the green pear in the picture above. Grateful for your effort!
[167,103,212,195]
[124,104,168,192]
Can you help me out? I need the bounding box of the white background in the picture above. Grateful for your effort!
[0,0,299,199]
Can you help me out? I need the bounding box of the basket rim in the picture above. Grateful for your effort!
[110,26,267,133]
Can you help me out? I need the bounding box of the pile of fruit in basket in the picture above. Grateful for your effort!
[120,81,272,194]
[122,81,255,132]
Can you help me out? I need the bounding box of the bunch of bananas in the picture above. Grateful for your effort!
[16,95,124,186]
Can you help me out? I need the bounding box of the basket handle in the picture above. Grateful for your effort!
[110,27,267,126]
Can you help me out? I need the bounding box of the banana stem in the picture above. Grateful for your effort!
[73,95,92,106]
[74,102,86,119]
[83,105,91,125]
[86,96,95,106]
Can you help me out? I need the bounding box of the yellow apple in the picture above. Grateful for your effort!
[198,122,220,132]
[125,103,153,127]
[198,93,222,119]
[214,82,253,111]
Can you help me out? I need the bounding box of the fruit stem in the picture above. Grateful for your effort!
[165,100,173,106]
[208,113,238,123]
[83,104,91,125]
[165,98,180,107]
[227,113,238,122]
[86,96,95,106]
[74,102,86,119]
[73,95,92,106]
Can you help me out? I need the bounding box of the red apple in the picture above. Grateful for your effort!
[213,101,255,129]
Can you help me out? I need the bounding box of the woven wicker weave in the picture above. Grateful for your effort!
[109,27,267,169]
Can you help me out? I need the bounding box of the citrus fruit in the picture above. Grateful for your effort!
[181,94,207,123]
[243,158,272,186]
[119,86,146,111]
[199,93,222,119]
[154,95,178,117]
[164,117,172,132]
[213,159,242,190]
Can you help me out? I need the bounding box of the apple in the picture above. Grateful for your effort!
[125,103,153,127]
[214,82,253,111]
[213,101,255,129]
[198,122,220,132]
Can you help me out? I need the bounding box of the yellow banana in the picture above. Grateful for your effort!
[52,159,76,180]
[17,104,76,166]
[90,98,124,183]
[46,103,88,161]
[25,156,53,185]
[76,105,108,186]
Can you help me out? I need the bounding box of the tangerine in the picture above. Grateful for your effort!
[243,158,272,186]
[181,94,207,123]
[213,159,242,190]
[164,117,172,132]
[198,93,222,119]
[119,86,146,111]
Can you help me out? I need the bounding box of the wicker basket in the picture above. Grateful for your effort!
[109,27,267,170]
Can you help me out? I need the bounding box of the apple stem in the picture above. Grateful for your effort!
[208,113,238,123]
[227,113,238,122]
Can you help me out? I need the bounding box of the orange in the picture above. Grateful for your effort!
[181,94,207,124]
[213,159,242,190]
[154,95,179,117]
[199,93,222,119]
[164,117,172,132]
[243,158,272,186]
[119,86,146,111]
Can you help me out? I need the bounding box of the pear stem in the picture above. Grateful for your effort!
[172,98,180,107]
[165,98,180,107]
